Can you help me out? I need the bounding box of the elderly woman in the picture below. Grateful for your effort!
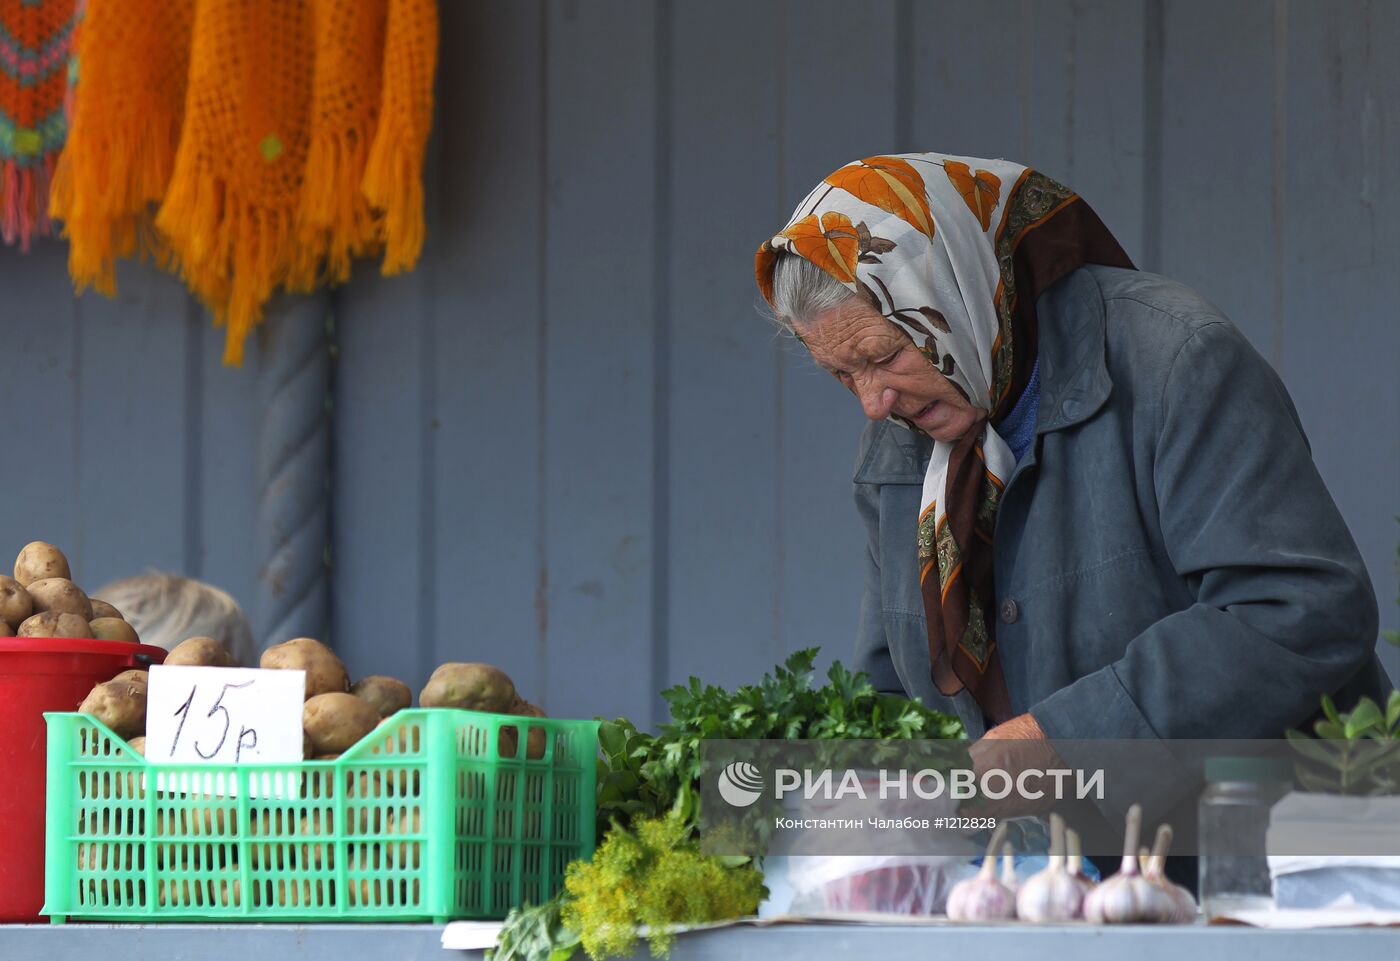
[755,153,1389,756]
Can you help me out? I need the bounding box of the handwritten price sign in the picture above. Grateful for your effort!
[147,665,305,765]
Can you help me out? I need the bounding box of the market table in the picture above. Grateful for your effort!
[3,922,1397,960]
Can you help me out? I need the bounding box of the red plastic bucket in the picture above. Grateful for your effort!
[0,637,167,921]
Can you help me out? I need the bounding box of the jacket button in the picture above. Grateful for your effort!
[999,598,1020,624]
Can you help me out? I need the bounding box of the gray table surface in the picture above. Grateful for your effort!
[3,922,1398,960]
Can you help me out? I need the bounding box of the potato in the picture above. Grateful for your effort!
[19,610,92,638]
[513,700,548,760]
[91,617,140,644]
[127,735,147,756]
[296,811,335,870]
[79,678,146,739]
[0,575,32,630]
[261,637,349,699]
[419,663,516,713]
[378,808,423,871]
[273,878,330,908]
[0,618,10,637]
[89,598,123,621]
[112,668,149,686]
[27,577,94,620]
[497,702,547,760]
[351,675,412,718]
[14,541,70,587]
[154,804,235,839]
[78,841,142,872]
[163,635,235,667]
[303,692,380,755]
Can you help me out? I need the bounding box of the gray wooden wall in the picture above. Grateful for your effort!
[1,0,1396,728]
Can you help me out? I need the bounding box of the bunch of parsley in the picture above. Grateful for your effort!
[596,646,963,837]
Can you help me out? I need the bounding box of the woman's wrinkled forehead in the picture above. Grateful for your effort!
[796,298,910,370]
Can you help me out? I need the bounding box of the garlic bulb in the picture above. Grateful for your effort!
[1016,814,1084,922]
[946,824,1016,921]
[1001,842,1018,891]
[1082,804,1176,924]
[1066,828,1097,901]
[1143,824,1198,923]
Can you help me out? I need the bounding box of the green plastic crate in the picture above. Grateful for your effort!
[43,708,598,923]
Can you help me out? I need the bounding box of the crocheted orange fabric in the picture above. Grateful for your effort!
[0,0,76,251]
[52,0,437,365]
[48,0,193,290]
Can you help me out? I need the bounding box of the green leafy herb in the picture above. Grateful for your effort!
[597,647,962,834]
[488,893,581,961]
[561,813,766,960]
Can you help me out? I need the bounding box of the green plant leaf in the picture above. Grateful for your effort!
[1344,698,1384,739]
[1344,743,1400,786]
[1315,719,1346,740]
[1322,694,1342,726]
[1287,729,1344,766]
[1296,764,1344,794]
[598,721,627,759]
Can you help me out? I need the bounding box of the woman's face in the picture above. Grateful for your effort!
[795,298,984,444]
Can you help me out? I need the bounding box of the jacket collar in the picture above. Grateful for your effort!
[852,266,1113,485]
[1032,264,1113,435]
[853,420,927,485]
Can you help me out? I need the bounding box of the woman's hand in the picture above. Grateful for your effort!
[964,713,1064,818]
[982,713,1048,742]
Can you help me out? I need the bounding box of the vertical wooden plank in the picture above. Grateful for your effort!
[1027,0,1149,262]
[427,0,547,700]
[665,0,783,695]
[543,0,658,725]
[333,266,430,681]
[1279,0,1400,677]
[777,2,900,680]
[72,268,191,591]
[915,1,1146,251]
[198,305,260,640]
[909,0,1028,160]
[1158,0,1278,352]
[0,241,80,564]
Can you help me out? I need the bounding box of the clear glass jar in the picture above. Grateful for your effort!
[1198,757,1293,917]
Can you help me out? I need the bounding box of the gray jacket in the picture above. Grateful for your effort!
[853,264,1389,742]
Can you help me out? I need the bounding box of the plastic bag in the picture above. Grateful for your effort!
[786,854,978,915]
[1270,860,1400,910]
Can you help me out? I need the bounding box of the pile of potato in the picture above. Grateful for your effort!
[78,630,549,762]
[0,541,140,643]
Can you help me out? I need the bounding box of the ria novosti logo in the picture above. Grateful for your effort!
[717,761,764,807]
[714,762,1106,807]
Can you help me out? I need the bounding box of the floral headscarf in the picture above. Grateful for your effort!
[756,153,1132,724]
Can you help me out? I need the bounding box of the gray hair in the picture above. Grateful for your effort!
[93,572,256,667]
[764,251,858,332]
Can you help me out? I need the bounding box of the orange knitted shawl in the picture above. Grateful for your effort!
[50,0,436,365]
